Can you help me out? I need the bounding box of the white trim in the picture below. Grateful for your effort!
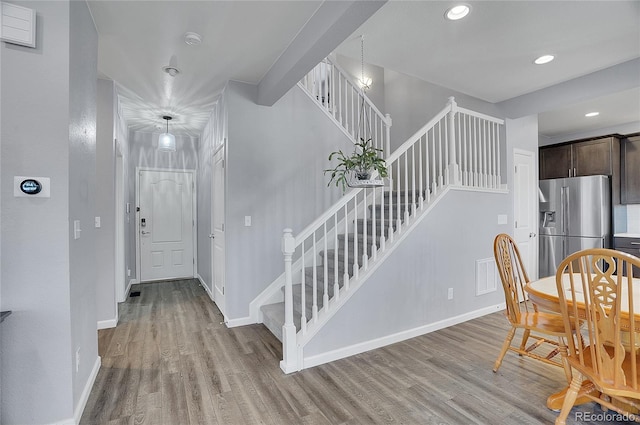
[97,318,117,330]
[197,274,215,302]
[126,278,137,297]
[47,418,75,425]
[70,356,101,425]
[302,303,506,370]
[225,316,254,328]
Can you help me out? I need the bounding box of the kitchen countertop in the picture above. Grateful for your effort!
[615,233,640,238]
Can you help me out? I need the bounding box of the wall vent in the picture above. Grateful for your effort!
[1,2,36,48]
[476,258,498,296]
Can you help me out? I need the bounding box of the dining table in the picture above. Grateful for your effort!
[525,273,640,411]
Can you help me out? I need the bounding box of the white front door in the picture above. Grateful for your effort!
[212,149,226,314]
[513,149,538,280]
[139,170,195,282]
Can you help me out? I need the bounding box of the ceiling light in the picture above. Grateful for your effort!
[445,4,470,21]
[184,32,202,46]
[359,76,372,91]
[585,112,600,117]
[534,55,555,65]
[162,65,180,77]
[158,116,176,151]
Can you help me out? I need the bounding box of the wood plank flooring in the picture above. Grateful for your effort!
[81,279,633,424]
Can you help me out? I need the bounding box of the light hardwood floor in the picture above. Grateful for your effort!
[81,279,632,424]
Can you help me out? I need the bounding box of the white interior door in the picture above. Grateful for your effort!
[212,149,226,314]
[513,149,538,280]
[115,151,126,303]
[139,170,195,282]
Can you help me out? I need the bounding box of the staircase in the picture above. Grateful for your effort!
[256,57,505,373]
[261,190,417,341]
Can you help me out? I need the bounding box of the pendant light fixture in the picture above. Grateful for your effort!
[158,115,176,151]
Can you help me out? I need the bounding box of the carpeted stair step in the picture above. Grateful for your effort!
[260,302,302,342]
[383,190,426,203]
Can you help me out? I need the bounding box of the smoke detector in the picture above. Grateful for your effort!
[184,32,202,46]
[162,65,180,77]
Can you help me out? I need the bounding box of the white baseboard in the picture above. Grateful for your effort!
[126,279,137,297]
[197,274,215,302]
[73,356,101,424]
[302,302,506,370]
[225,316,255,328]
[97,317,117,330]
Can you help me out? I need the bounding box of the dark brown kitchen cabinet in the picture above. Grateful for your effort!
[539,144,572,179]
[621,136,640,204]
[539,136,620,202]
[614,236,640,277]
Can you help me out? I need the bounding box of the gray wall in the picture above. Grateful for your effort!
[224,80,353,319]
[126,131,199,280]
[68,0,99,409]
[384,69,503,151]
[305,189,509,356]
[95,79,117,325]
[1,1,99,423]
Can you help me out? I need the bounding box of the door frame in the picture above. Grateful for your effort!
[211,144,226,315]
[512,148,538,280]
[115,146,126,304]
[135,167,198,283]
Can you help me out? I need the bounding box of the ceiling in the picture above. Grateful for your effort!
[88,0,640,139]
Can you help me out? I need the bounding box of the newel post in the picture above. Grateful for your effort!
[447,96,460,185]
[385,113,392,159]
[280,228,299,373]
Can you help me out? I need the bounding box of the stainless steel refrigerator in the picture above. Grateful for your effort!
[539,175,611,277]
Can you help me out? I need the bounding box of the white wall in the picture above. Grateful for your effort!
[335,54,386,114]
[224,80,354,319]
[126,131,199,281]
[1,1,99,423]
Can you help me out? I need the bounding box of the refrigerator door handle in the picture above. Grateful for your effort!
[560,186,567,234]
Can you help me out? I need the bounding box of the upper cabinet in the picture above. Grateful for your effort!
[621,136,640,204]
[539,136,620,202]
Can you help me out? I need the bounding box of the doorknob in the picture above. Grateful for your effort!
[209,234,215,239]
[529,232,536,238]
[141,230,150,235]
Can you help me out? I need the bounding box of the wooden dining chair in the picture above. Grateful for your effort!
[493,233,571,379]
[554,248,640,425]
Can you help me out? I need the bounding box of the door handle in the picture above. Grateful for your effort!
[141,230,150,235]
[529,232,536,238]
[209,234,215,239]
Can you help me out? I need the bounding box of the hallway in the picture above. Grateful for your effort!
[81,279,618,424]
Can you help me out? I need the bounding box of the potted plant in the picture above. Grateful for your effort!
[324,137,388,192]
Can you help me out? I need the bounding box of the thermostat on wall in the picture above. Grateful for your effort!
[14,176,50,198]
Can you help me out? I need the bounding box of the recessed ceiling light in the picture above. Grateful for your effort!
[585,112,600,117]
[445,4,470,21]
[162,65,180,77]
[534,55,555,65]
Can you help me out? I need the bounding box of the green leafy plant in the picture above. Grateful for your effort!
[324,138,388,192]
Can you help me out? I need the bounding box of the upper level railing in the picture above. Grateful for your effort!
[298,57,392,158]
[279,96,504,373]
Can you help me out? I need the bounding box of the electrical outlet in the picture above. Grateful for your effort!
[447,288,454,300]
[75,347,81,373]
[127,269,131,277]
[244,216,252,227]
[95,216,101,228]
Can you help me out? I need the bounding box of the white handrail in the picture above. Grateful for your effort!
[280,96,505,373]
[298,57,392,158]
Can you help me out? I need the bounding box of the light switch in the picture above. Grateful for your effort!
[95,216,101,228]
[244,216,252,227]
[73,220,81,239]
[497,214,508,225]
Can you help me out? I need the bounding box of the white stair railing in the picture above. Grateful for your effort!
[280,97,504,373]
[298,57,392,158]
